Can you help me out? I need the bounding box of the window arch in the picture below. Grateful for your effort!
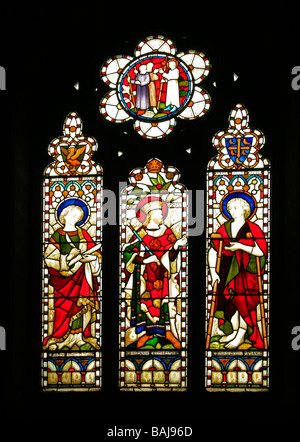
[205,104,270,391]
[41,112,103,391]
[9,17,294,423]
[119,158,188,390]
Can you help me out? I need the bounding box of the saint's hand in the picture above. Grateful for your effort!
[210,270,220,289]
[80,254,97,263]
[224,241,242,252]
[66,247,81,262]
[143,255,160,265]
[174,235,188,250]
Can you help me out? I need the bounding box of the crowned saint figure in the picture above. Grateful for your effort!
[123,196,187,349]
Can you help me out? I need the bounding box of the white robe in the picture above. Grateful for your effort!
[163,68,180,108]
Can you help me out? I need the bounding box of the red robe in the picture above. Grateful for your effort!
[211,219,267,348]
[124,227,179,336]
[134,228,178,319]
[43,228,100,348]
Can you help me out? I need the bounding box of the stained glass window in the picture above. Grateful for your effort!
[41,112,103,391]
[205,104,270,391]
[119,158,188,390]
[100,35,211,139]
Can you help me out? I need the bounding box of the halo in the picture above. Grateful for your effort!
[220,191,257,220]
[136,196,168,223]
[56,198,89,227]
[167,58,179,67]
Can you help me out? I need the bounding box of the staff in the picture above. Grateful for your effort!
[206,233,223,350]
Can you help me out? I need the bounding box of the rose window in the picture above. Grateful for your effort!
[100,35,211,139]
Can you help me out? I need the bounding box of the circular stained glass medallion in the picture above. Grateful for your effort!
[117,53,194,122]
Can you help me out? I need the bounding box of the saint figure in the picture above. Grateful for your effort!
[160,59,180,108]
[208,197,267,349]
[123,197,187,349]
[129,64,150,110]
[43,203,101,351]
[146,62,159,113]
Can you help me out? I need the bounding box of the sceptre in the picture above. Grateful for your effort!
[123,217,154,256]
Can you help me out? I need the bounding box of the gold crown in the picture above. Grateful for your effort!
[146,159,162,173]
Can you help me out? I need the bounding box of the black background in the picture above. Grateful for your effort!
[1,4,299,430]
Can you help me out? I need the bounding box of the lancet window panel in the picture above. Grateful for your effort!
[41,112,103,392]
[205,104,271,392]
[119,158,188,391]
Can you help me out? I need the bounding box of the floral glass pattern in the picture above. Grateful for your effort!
[100,35,211,139]
[119,158,188,390]
[205,104,270,391]
[41,112,103,391]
